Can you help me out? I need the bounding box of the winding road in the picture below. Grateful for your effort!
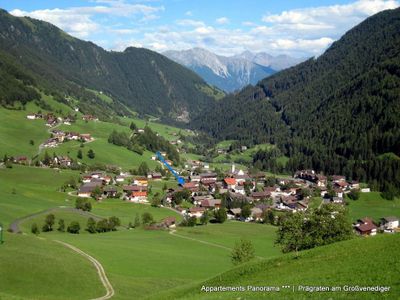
[55,240,115,300]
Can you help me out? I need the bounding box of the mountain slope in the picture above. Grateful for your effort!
[0,9,216,121]
[233,50,305,70]
[191,8,400,194]
[164,48,276,92]
[154,234,400,299]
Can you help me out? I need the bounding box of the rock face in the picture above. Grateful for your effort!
[164,48,304,92]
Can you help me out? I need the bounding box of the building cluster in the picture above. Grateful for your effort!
[26,113,74,127]
[43,129,93,148]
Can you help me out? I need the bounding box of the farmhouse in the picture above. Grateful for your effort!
[80,134,93,142]
[200,199,221,209]
[53,156,72,167]
[251,191,271,201]
[354,218,377,236]
[380,216,399,231]
[162,217,176,229]
[188,207,205,218]
[130,191,148,203]
[78,181,103,198]
[103,186,118,198]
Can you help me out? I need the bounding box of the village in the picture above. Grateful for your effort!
[74,158,399,236]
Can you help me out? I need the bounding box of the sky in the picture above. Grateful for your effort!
[1,0,399,57]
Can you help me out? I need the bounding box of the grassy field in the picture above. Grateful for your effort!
[176,221,280,259]
[346,192,400,222]
[0,233,104,300]
[155,234,400,300]
[0,165,79,225]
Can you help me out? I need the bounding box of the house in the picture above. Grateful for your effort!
[350,181,360,189]
[13,156,28,164]
[228,208,242,219]
[116,175,125,183]
[130,191,148,203]
[234,185,245,195]
[200,199,221,209]
[223,178,236,190]
[279,196,298,210]
[354,218,377,236]
[189,175,201,182]
[150,172,162,180]
[199,173,217,181]
[332,175,346,183]
[82,115,98,121]
[80,134,92,142]
[162,217,176,229]
[188,207,205,218]
[78,181,103,198]
[380,216,399,231]
[251,207,263,221]
[103,186,118,198]
[332,197,344,204]
[53,156,72,167]
[43,138,59,148]
[26,114,37,120]
[66,132,80,140]
[133,177,148,186]
[183,182,199,193]
[250,191,271,201]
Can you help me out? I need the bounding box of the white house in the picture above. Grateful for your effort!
[380,216,399,230]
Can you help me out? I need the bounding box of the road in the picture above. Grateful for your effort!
[55,240,115,300]
[9,207,103,233]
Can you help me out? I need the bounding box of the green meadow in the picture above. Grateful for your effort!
[156,234,400,300]
[346,192,400,222]
[0,233,104,300]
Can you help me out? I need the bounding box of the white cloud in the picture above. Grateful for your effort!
[216,17,229,24]
[185,11,193,16]
[10,0,164,39]
[176,19,205,27]
[262,0,399,38]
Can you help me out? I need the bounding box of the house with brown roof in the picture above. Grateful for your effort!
[188,207,205,218]
[354,218,377,236]
[200,199,221,209]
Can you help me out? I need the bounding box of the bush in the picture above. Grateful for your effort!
[141,212,154,226]
[348,189,360,200]
[67,221,80,234]
[231,239,255,265]
[75,198,92,211]
[86,217,96,233]
[214,207,227,223]
[31,223,40,235]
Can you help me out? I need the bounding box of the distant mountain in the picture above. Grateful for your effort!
[233,50,305,71]
[0,9,218,122]
[164,48,277,92]
[192,8,400,196]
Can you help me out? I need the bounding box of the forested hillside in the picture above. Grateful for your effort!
[191,8,400,196]
[0,9,216,121]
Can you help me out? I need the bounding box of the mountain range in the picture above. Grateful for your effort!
[164,48,303,92]
[191,7,400,196]
[0,9,219,122]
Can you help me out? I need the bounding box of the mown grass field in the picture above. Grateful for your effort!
[0,165,78,225]
[155,234,400,300]
[346,192,400,222]
[0,233,104,300]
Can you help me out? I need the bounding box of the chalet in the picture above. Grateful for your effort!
[53,156,72,167]
[332,197,345,204]
[316,174,327,187]
[201,177,217,186]
[43,138,59,148]
[116,175,125,183]
[354,218,377,236]
[162,217,176,229]
[264,186,279,193]
[228,208,241,219]
[80,134,92,142]
[189,175,201,182]
[82,115,98,121]
[123,185,147,194]
[332,175,346,183]
[380,216,399,231]
[193,195,212,206]
[234,185,245,195]
[334,188,344,198]
[26,114,37,120]
[78,181,102,198]
[188,207,205,218]
[63,118,72,125]
[183,182,199,193]
[133,177,148,186]
[66,132,80,140]
[130,191,148,203]
[223,178,236,190]
[334,181,349,190]
[251,207,263,221]
[103,186,118,198]
[350,181,360,189]
[200,199,221,209]
[228,191,252,203]
[278,195,298,210]
[199,173,217,181]
[150,172,162,180]
[46,118,57,127]
[13,156,28,164]
[250,191,271,201]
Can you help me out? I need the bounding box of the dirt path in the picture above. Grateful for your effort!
[55,240,115,300]
[9,207,103,233]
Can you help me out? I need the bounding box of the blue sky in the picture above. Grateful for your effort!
[1,0,399,57]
